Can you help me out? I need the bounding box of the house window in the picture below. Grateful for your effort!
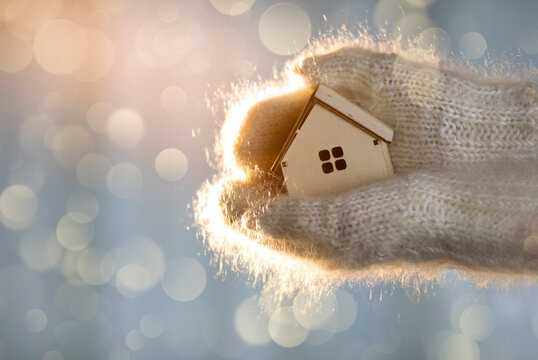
[319,146,347,174]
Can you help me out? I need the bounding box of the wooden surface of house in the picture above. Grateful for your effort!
[271,85,394,197]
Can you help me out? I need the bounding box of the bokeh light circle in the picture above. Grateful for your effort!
[140,313,165,338]
[440,334,479,360]
[332,290,358,333]
[405,0,435,8]
[51,125,95,168]
[77,153,112,190]
[234,296,271,345]
[113,238,165,298]
[107,108,145,148]
[0,184,37,229]
[4,0,63,41]
[107,162,143,199]
[77,248,115,286]
[125,330,145,351]
[210,0,255,16]
[459,304,495,340]
[415,27,452,57]
[268,306,308,348]
[161,257,207,302]
[459,32,487,60]
[155,148,188,182]
[519,28,538,55]
[115,264,152,298]
[87,102,115,134]
[23,309,47,333]
[258,2,311,56]
[0,25,33,73]
[160,86,187,114]
[71,29,115,82]
[56,212,94,251]
[33,19,89,75]
[292,290,337,330]
[20,229,63,271]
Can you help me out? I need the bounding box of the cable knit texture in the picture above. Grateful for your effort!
[230,47,538,273]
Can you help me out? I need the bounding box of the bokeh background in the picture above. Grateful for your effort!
[0,0,537,359]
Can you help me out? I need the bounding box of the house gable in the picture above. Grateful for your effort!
[280,103,392,197]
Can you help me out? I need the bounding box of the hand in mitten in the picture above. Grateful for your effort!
[229,47,538,272]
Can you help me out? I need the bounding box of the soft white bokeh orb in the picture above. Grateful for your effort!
[19,229,62,271]
[304,330,334,346]
[160,86,187,114]
[125,330,145,351]
[405,0,435,8]
[77,248,115,286]
[210,0,255,16]
[161,257,206,302]
[459,32,487,60]
[0,184,37,230]
[519,28,538,55]
[107,162,143,199]
[332,290,358,333]
[136,19,186,68]
[112,238,165,297]
[268,306,308,348]
[258,2,311,55]
[373,0,403,30]
[140,313,165,338]
[87,102,115,134]
[292,290,337,331]
[24,309,47,333]
[415,27,452,57]
[440,334,479,360]
[33,19,89,75]
[155,148,188,182]
[51,125,95,168]
[107,108,145,148]
[459,304,495,341]
[234,296,271,345]
[392,12,433,45]
[3,0,63,41]
[56,212,94,251]
[115,264,152,298]
[76,153,112,190]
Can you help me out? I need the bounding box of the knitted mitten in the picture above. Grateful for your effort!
[231,47,538,272]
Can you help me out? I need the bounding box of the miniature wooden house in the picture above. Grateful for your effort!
[271,85,394,197]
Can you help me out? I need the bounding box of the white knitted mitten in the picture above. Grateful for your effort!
[231,47,538,273]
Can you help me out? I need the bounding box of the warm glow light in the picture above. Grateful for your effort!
[0,25,33,73]
[71,29,115,82]
[107,108,145,148]
[194,28,523,307]
[33,19,89,75]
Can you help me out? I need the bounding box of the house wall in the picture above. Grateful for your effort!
[281,104,393,197]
